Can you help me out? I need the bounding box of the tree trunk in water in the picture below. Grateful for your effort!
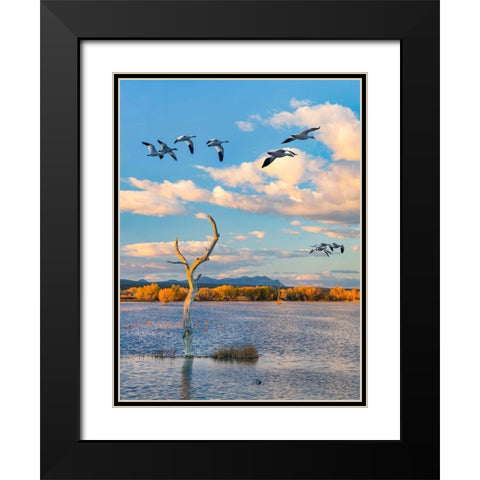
[180,357,193,399]
[182,275,198,356]
[169,215,219,356]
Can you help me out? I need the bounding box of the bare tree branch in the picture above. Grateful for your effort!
[173,237,189,269]
[190,215,220,275]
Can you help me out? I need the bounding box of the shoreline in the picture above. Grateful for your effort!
[120,299,360,303]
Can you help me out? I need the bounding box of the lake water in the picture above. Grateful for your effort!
[120,301,361,401]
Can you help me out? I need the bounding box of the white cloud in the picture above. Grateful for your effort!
[282,228,300,235]
[308,162,360,207]
[217,268,253,278]
[235,234,248,241]
[121,239,213,258]
[293,274,322,282]
[290,220,302,226]
[195,212,208,219]
[259,148,323,185]
[236,120,254,132]
[265,102,361,161]
[276,270,360,288]
[196,161,264,188]
[120,189,186,217]
[276,273,325,287]
[197,149,360,222]
[300,226,360,239]
[143,273,166,282]
[120,178,211,217]
[350,245,360,251]
[122,242,303,262]
[120,261,168,270]
[290,98,311,108]
[120,261,171,283]
[249,230,265,239]
[331,269,360,274]
[128,178,210,202]
[301,226,326,233]
[122,146,360,225]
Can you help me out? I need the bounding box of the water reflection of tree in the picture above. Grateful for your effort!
[180,358,193,400]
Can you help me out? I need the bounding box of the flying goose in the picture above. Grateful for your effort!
[309,245,331,256]
[329,242,345,254]
[142,142,164,158]
[174,135,196,154]
[310,242,330,250]
[157,140,178,161]
[281,127,320,144]
[261,149,296,168]
[206,139,229,162]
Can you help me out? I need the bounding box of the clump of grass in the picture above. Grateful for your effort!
[211,346,235,359]
[211,344,259,361]
[153,346,176,358]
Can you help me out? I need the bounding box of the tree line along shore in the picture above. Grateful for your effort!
[121,284,360,303]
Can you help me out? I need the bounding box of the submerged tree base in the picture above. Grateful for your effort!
[211,344,259,360]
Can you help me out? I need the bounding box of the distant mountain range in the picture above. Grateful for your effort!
[120,275,285,290]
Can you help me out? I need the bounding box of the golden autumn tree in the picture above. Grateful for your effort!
[196,288,214,301]
[329,286,347,301]
[170,284,188,301]
[135,283,160,301]
[158,288,175,305]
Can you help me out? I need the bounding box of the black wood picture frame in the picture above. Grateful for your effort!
[41,1,439,479]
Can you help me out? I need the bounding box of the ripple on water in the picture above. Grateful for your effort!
[120,301,361,401]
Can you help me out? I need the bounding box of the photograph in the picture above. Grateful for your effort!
[115,75,366,404]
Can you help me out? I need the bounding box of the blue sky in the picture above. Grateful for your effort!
[119,78,362,287]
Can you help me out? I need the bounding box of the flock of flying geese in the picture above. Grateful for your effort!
[142,136,230,162]
[262,126,320,168]
[141,126,321,167]
[309,242,345,257]
[142,126,345,260]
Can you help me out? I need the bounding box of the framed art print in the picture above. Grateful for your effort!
[114,73,366,407]
[41,1,439,479]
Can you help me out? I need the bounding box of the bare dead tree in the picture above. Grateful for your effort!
[167,215,220,356]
